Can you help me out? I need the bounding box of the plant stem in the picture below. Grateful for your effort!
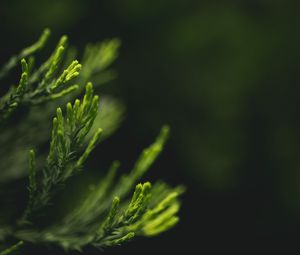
[0,241,24,255]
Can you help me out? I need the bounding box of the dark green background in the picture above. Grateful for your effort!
[1,0,300,252]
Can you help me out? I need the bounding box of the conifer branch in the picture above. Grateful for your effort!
[22,83,101,218]
[0,29,184,254]
[0,28,50,79]
[0,31,82,124]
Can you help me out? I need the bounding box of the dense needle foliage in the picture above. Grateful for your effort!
[0,29,183,254]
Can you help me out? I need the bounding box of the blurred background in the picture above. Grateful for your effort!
[1,0,300,252]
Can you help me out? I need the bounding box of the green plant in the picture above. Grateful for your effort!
[0,29,183,254]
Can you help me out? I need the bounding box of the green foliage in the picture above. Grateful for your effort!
[0,29,50,79]
[0,29,81,123]
[0,241,23,255]
[0,29,183,254]
[0,31,121,182]
[22,83,101,219]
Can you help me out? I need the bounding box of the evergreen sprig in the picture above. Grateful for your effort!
[0,29,183,254]
[0,29,81,123]
[22,83,101,220]
[0,30,121,183]
[0,29,50,79]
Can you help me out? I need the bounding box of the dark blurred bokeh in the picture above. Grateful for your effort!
[1,0,300,252]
